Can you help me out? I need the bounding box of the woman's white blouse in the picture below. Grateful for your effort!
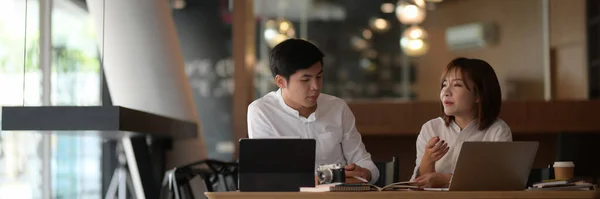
[411,117,512,180]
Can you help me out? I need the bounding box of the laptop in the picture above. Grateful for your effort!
[238,138,316,192]
[435,141,539,191]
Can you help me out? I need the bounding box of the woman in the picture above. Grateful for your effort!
[411,57,512,188]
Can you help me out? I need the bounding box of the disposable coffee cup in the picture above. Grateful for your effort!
[553,161,575,180]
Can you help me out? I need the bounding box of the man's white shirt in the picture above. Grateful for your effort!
[247,89,379,184]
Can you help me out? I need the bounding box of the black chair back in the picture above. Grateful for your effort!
[374,157,399,187]
[160,159,238,199]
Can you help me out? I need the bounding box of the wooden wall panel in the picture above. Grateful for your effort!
[232,0,255,157]
[350,100,600,135]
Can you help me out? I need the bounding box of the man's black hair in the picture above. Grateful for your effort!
[269,38,325,80]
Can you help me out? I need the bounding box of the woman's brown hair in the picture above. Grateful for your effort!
[441,57,502,131]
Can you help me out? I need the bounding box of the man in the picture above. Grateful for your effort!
[247,38,379,184]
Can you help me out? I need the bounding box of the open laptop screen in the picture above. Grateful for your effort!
[449,141,539,191]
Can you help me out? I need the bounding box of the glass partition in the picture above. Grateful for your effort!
[0,0,102,198]
[51,1,102,198]
[0,0,43,198]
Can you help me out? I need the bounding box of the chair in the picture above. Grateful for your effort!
[159,159,238,199]
[374,157,399,187]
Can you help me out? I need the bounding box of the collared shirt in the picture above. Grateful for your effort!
[411,117,512,180]
[247,89,380,184]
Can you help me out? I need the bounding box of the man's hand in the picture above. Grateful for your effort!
[422,136,449,164]
[414,172,451,188]
[344,163,371,184]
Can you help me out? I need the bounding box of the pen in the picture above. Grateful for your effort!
[352,176,368,183]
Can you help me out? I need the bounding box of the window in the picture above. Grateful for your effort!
[0,0,102,198]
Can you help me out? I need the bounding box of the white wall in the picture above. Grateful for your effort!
[86,0,207,168]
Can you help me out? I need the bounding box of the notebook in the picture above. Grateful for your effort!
[300,181,420,192]
[527,183,595,191]
[528,179,596,191]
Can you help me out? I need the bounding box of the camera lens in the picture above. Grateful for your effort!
[317,169,333,184]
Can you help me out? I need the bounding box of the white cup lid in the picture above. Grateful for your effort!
[553,161,575,167]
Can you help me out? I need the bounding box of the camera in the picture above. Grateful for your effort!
[316,163,346,184]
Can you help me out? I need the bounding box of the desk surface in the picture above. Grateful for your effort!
[205,191,598,199]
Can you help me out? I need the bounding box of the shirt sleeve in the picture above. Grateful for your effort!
[411,123,429,181]
[247,102,275,138]
[492,120,513,141]
[339,103,379,184]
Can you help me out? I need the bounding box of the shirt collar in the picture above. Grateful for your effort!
[450,118,476,133]
[276,88,317,122]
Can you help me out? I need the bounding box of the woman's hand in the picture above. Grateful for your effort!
[422,136,449,164]
[414,172,452,188]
